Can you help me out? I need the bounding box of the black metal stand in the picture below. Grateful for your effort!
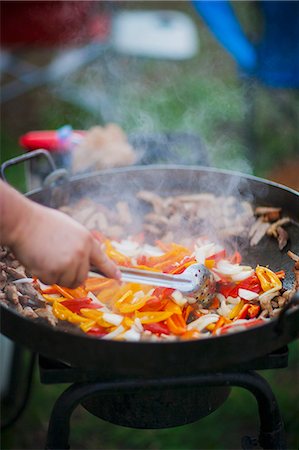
[43,351,288,450]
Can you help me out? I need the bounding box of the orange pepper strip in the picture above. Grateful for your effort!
[212,316,225,335]
[166,314,186,335]
[182,304,194,322]
[181,329,201,340]
[135,310,173,324]
[53,285,75,299]
[247,304,260,319]
[85,278,117,292]
[275,270,285,280]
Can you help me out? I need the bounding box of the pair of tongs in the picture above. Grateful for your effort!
[90,263,215,302]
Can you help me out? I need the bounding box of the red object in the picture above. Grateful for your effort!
[19,130,85,153]
[61,298,101,314]
[143,322,170,336]
[1,1,111,47]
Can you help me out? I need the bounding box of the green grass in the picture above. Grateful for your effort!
[1,341,298,450]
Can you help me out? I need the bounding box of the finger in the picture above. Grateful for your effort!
[56,264,78,289]
[90,238,121,280]
[74,258,89,288]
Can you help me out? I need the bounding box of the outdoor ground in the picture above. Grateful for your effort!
[1,1,299,449]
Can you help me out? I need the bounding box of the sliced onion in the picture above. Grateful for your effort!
[238,288,259,300]
[13,278,34,284]
[122,328,141,341]
[172,290,187,306]
[102,325,125,340]
[216,260,242,275]
[102,312,123,326]
[231,270,254,282]
[187,314,219,331]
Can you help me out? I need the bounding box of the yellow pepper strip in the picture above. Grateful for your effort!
[229,300,245,320]
[123,317,134,328]
[205,259,215,269]
[163,300,183,315]
[80,320,97,333]
[256,266,282,292]
[206,323,216,331]
[115,291,150,314]
[80,309,112,328]
[135,310,174,324]
[42,294,67,303]
[52,301,90,324]
[104,240,131,265]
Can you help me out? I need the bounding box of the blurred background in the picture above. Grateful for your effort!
[1,1,298,449]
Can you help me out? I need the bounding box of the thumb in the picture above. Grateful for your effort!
[90,238,121,280]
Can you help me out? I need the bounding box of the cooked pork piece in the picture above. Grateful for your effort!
[249,218,270,246]
[0,270,7,290]
[22,306,39,319]
[5,283,19,305]
[276,226,289,250]
[255,206,282,222]
[35,305,58,327]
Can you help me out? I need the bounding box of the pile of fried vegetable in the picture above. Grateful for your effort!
[34,235,296,341]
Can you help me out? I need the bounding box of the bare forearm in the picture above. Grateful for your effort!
[0,180,33,247]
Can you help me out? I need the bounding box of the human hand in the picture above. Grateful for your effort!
[10,201,121,288]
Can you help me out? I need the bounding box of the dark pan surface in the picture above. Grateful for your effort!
[1,166,299,375]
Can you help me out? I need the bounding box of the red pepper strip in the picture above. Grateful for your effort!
[238,275,261,293]
[218,282,239,298]
[152,287,174,299]
[87,326,107,337]
[229,251,242,264]
[61,298,101,314]
[207,249,226,263]
[235,303,250,320]
[210,296,220,309]
[220,318,265,334]
[143,322,170,335]
[139,297,165,312]
[275,270,285,280]
[167,258,197,275]
[41,287,58,294]
[247,304,260,319]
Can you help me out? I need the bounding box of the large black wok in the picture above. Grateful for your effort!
[1,153,299,378]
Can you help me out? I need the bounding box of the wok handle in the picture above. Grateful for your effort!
[275,291,299,335]
[0,148,57,182]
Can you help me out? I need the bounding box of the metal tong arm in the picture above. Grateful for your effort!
[90,266,194,293]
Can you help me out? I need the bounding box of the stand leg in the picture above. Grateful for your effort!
[45,372,286,450]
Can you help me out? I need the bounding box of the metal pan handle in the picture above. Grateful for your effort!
[275,291,299,335]
[0,149,57,182]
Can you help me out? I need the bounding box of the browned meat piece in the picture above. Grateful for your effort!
[0,270,7,289]
[144,213,169,227]
[255,206,282,222]
[22,306,39,319]
[5,266,27,280]
[143,223,162,237]
[287,250,299,290]
[137,191,165,214]
[5,283,19,305]
[35,305,58,327]
[249,218,269,246]
[17,284,45,307]
[116,202,133,226]
[276,226,289,250]
[267,217,291,238]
